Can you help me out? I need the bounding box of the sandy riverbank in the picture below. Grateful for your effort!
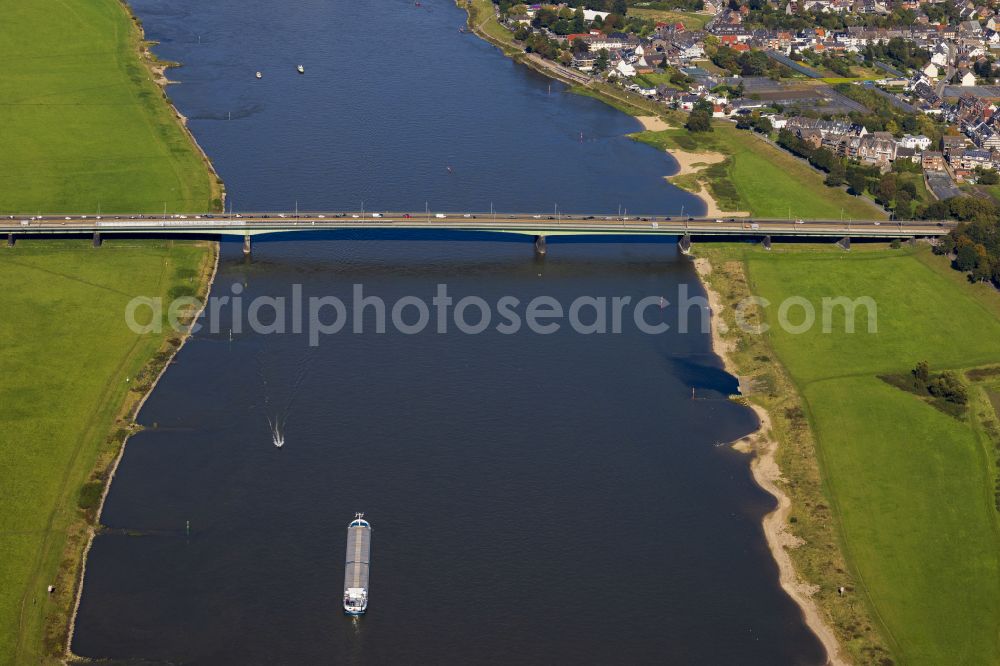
[635,118,750,219]
[693,257,846,666]
[636,115,671,132]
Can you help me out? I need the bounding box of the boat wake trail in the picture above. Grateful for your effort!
[255,338,316,449]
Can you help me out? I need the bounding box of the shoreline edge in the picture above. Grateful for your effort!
[694,256,846,666]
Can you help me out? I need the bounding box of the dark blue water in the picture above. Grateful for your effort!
[131,0,702,215]
[71,1,825,663]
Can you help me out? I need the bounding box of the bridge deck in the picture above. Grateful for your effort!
[0,212,950,239]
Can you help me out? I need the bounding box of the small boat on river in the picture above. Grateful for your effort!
[297,65,305,74]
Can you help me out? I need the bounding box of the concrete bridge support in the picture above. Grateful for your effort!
[243,233,252,256]
[762,235,772,251]
[92,232,102,248]
[6,234,14,248]
[678,233,692,255]
[836,236,851,251]
[534,235,546,257]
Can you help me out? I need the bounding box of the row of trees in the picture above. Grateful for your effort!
[500,0,627,15]
[772,128,923,216]
[710,45,783,78]
[735,114,772,134]
[512,27,574,64]
[640,0,705,10]
[794,49,853,77]
[519,4,654,37]
[929,199,1000,285]
[738,4,920,32]
[860,38,930,71]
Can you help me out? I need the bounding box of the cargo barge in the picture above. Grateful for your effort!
[343,513,371,615]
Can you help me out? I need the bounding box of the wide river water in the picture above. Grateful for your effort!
[72,0,825,663]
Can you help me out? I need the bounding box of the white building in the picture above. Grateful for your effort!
[615,60,636,77]
[899,134,932,150]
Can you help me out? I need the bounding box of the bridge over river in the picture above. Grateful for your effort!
[1,211,951,255]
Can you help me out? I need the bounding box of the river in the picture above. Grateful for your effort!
[71,0,825,663]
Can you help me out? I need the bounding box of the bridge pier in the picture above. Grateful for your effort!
[92,232,102,248]
[678,233,692,255]
[534,235,546,257]
[6,233,14,248]
[243,233,252,256]
[762,235,772,251]
[836,236,851,251]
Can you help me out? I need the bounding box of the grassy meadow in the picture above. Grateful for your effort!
[0,240,214,664]
[0,0,221,661]
[700,244,1000,664]
[633,123,885,220]
[0,1,220,213]
[628,8,712,31]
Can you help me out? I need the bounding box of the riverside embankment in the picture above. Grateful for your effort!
[0,0,223,661]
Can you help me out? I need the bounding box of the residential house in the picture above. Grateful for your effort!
[899,134,932,150]
[922,150,946,169]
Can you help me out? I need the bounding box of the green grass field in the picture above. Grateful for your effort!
[0,1,220,214]
[0,240,213,664]
[628,7,712,31]
[634,124,885,219]
[0,1,221,661]
[733,245,1000,664]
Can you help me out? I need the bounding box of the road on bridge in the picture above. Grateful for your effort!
[1,211,951,239]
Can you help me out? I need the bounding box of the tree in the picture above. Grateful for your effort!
[912,361,930,383]
[895,190,913,219]
[594,49,609,72]
[810,148,835,172]
[977,168,999,185]
[971,257,994,283]
[954,241,980,272]
[877,174,897,205]
[685,109,713,132]
[738,50,770,76]
[847,171,867,196]
[753,116,772,134]
[825,160,846,187]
